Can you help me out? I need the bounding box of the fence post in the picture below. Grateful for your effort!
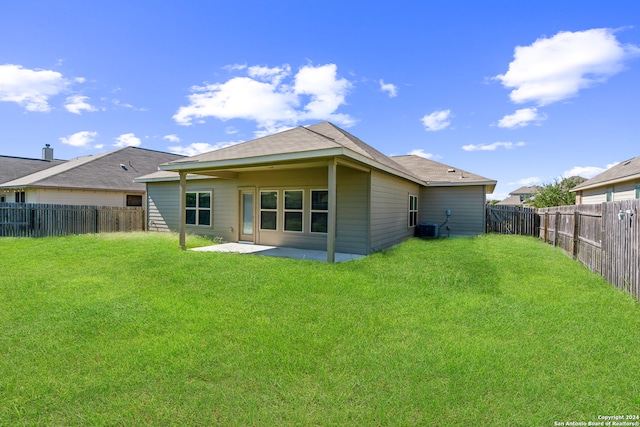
[553,212,560,247]
[572,210,580,259]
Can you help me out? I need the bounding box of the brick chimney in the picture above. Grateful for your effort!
[42,144,54,160]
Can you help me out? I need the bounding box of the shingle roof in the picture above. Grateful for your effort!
[0,156,66,185]
[571,155,640,191]
[156,122,496,191]
[391,155,496,191]
[0,147,183,191]
[508,186,539,195]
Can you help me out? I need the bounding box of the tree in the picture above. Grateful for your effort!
[526,176,586,208]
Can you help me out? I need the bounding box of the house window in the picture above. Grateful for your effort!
[636,184,640,199]
[0,195,5,203]
[260,191,278,231]
[606,187,613,202]
[311,190,328,233]
[126,194,143,207]
[284,190,303,232]
[15,191,25,203]
[408,194,418,227]
[186,191,211,226]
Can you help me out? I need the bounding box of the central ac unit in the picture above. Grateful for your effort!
[418,222,438,238]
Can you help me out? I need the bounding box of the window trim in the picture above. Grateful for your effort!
[606,187,613,202]
[635,184,640,199]
[185,191,212,227]
[283,189,304,233]
[408,194,418,228]
[259,190,278,231]
[310,189,329,234]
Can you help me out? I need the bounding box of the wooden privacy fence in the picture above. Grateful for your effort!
[486,205,539,236]
[538,200,640,300]
[0,203,145,237]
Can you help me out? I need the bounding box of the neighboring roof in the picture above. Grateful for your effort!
[496,195,527,206]
[0,155,66,185]
[571,155,640,192]
[508,186,539,195]
[390,155,497,193]
[161,122,423,184]
[0,147,184,192]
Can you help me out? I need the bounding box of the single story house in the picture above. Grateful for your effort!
[496,186,539,206]
[571,155,640,204]
[0,145,66,203]
[135,122,496,262]
[0,146,183,207]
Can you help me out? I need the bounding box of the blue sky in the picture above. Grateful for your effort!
[1,0,639,200]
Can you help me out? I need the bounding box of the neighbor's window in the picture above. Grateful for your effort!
[311,190,328,233]
[284,190,303,232]
[186,191,211,226]
[636,184,640,199]
[126,194,143,207]
[606,188,613,202]
[260,191,278,231]
[409,194,418,227]
[15,191,25,203]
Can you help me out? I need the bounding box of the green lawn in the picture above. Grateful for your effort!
[1,233,639,426]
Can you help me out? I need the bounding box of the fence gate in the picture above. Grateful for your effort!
[486,205,539,236]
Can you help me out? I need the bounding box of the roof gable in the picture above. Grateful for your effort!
[572,155,640,191]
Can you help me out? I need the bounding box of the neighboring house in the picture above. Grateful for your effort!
[135,122,496,261]
[0,146,183,207]
[571,155,640,204]
[496,186,539,206]
[0,145,66,203]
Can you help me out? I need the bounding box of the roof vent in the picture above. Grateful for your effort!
[447,168,455,173]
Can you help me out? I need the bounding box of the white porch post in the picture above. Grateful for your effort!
[327,160,337,263]
[179,171,187,250]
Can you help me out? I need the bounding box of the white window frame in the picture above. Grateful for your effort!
[260,190,278,231]
[408,194,418,227]
[283,189,304,233]
[185,191,212,227]
[310,189,329,234]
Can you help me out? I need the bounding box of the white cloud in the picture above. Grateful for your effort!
[113,133,141,147]
[497,107,547,128]
[510,176,542,186]
[495,28,640,106]
[60,131,99,147]
[168,140,242,157]
[562,162,619,179]
[0,64,70,112]
[379,79,398,97]
[462,141,525,151]
[64,95,97,114]
[173,63,354,135]
[163,134,181,143]
[408,149,434,159]
[421,109,451,131]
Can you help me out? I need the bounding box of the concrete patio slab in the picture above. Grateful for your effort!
[190,242,364,262]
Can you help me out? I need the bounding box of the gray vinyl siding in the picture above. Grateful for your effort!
[336,167,370,254]
[419,186,486,236]
[370,170,420,251]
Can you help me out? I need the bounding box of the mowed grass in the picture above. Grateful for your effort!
[1,233,639,426]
